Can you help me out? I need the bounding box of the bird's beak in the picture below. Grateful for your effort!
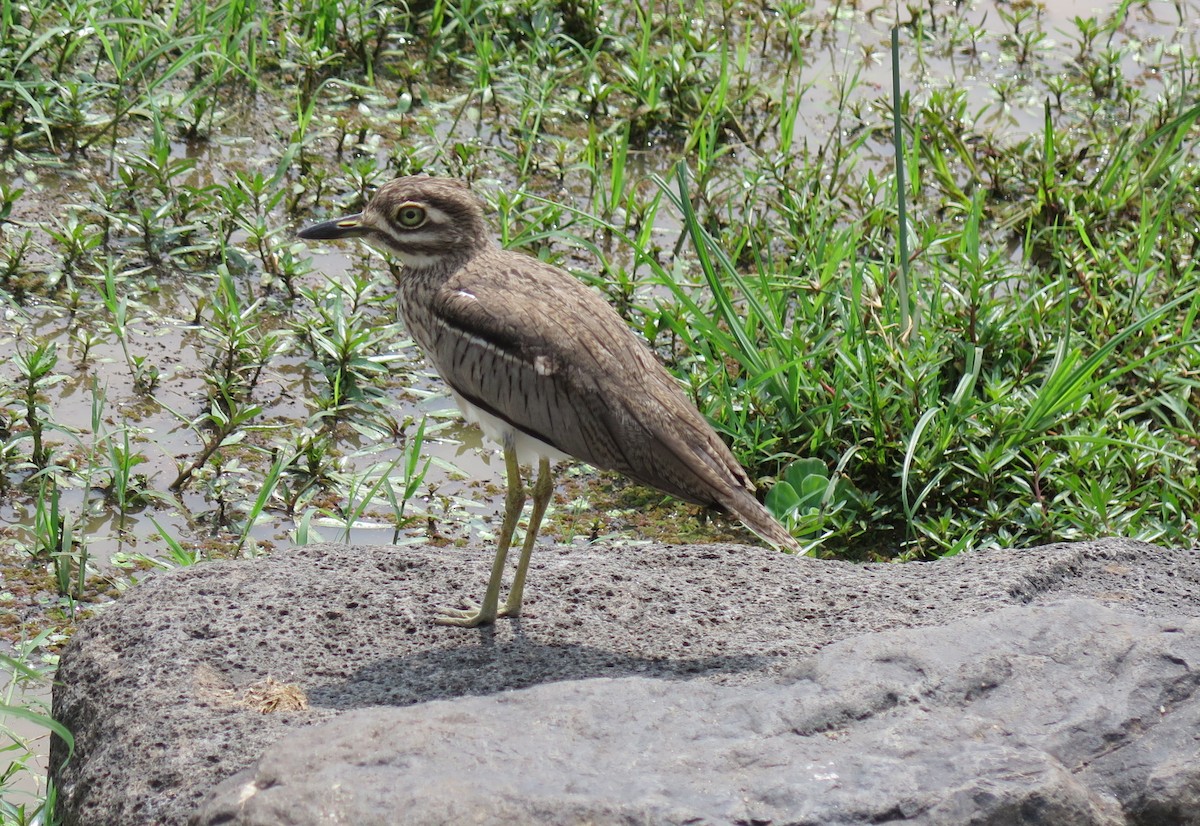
[296,213,368,240]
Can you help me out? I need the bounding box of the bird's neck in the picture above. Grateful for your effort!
[410,236,497,280]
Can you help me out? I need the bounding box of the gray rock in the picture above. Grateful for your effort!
[194,599,1199,826]
[50,538,1200,825]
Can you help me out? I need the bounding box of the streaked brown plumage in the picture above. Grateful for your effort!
[298,176,798,626]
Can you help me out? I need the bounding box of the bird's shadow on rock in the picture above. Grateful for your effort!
[305,626,775,710]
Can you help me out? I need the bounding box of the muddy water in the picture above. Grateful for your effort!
[805,0,1195,137]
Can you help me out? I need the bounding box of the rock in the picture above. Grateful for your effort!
[194,600,1199,826]
[50,538,1200,825]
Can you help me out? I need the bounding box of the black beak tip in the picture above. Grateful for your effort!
[296,215,365,241]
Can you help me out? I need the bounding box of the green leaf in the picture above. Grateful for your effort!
[764,481,800,519]
[796,474,827,511]
[784,458,828,491]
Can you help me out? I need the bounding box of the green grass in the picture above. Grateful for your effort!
[2,0,1200,819]
[1,632,69,826]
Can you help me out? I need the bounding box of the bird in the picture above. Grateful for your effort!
[297,176,799,627]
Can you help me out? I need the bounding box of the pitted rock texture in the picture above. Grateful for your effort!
[194,600,1199,826]
[50,538,1200,825]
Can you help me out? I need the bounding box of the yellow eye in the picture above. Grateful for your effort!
[395,204,426,228]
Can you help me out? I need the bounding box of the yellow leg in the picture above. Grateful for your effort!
[501,457,552,618]
[436,442,525,627]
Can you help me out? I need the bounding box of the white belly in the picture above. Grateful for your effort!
[450,391,570,466]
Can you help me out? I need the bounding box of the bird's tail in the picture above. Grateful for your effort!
[723,488,801,552]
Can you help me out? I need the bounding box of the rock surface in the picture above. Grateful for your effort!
[50,538,1200,825]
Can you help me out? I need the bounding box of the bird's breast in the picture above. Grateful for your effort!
[397,274,570,464]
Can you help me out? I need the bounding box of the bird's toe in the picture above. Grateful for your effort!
[435,600,493,627]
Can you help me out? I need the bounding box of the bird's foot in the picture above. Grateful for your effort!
[435,600,495,628]
[434,598,524,626]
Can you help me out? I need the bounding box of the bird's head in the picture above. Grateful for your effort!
[297,176,490,268]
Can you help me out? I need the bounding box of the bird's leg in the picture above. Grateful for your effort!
[436,442,525,627]
[501,457,552,618]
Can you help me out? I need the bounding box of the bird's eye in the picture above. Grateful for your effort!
[395,204,426,228]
